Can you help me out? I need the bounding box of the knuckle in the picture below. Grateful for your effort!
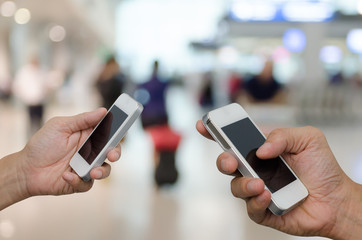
[247,209,256,221]
[47,116,60,125]
[83,181,94,192]
[48,116,67,129]
[267,128,285,142]
[247,206,259,223]
[303,126,325,140]
[231,188,238,198]
[247,203,264,224]
[270,128,283,135]
[230,178,240,198]
[75,180,93,193]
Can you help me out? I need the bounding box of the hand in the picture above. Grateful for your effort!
[19,108,121,197]
[196,121,360,239]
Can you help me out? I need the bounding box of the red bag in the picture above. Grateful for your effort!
[147,125,181,152]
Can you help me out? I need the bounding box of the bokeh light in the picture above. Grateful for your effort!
[0,1,17,17]
[346,29,362,54]
[14,8,31,24]
[218,46,239,67]
[320,46,343,63]
[282,28,306,53]
[358,0,362,15]
[134,88,150,105]
[49,25,66,42]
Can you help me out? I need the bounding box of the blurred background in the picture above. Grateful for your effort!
[1,0,362,239]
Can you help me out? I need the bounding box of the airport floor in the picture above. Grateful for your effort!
[1,88,361,240]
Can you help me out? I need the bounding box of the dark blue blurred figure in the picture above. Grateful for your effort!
[329,71,344,85]
[96,56,125,109]
[245,60,282,102]
[138,60,168,128]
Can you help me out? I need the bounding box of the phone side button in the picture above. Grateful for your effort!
[206,121,231,150]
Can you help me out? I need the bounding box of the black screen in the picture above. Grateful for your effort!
[221,118,296,193]
[79,106,128,165]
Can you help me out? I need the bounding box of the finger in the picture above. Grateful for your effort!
[216,152,241,176]
[107,145,121,162]
[62,172,93,192]
[256,126,322,159]
[65,108,107,133]
[196,120,213,140]
[89,163,111,180]
[231,177,265,199]
[246,190,271,224]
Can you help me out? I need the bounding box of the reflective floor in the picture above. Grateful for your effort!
[1,88,361,240]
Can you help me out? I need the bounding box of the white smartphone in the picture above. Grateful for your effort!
[70,93,143,181]
[202,103,308,215]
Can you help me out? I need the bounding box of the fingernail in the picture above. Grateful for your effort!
[115,151,120,160]
[94,170,102,179]
[247,179,257,192]
[220,157,229,172]
[63,172,74,182]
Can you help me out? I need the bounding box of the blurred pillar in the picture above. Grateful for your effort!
[10,21,54,72]
[0,29,11,85]
[301,23,328,86]
[10,24,29,71]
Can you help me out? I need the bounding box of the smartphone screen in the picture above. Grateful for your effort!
[221,118,296,193]
[79,106,128,165]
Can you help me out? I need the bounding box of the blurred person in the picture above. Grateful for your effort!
[148,125,181,187]
[0,75,11,100]
[96,56,126,109]
[137,60,181,187]
[245,60,284,103]
[0,52,11,100]
[12,57,49,136]
[0,108,121,211]
[196,122,362,240]
[228,71,243,103]
[350,73,362,88]
[329,71,344,85]
[0,83,11,100]
[138,60,168,128]
[198,71,216,111]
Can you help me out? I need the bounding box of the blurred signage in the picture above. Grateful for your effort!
[229,0,335,22]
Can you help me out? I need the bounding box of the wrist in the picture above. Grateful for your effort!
[0,150,31,210]
[327,180,362,240]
